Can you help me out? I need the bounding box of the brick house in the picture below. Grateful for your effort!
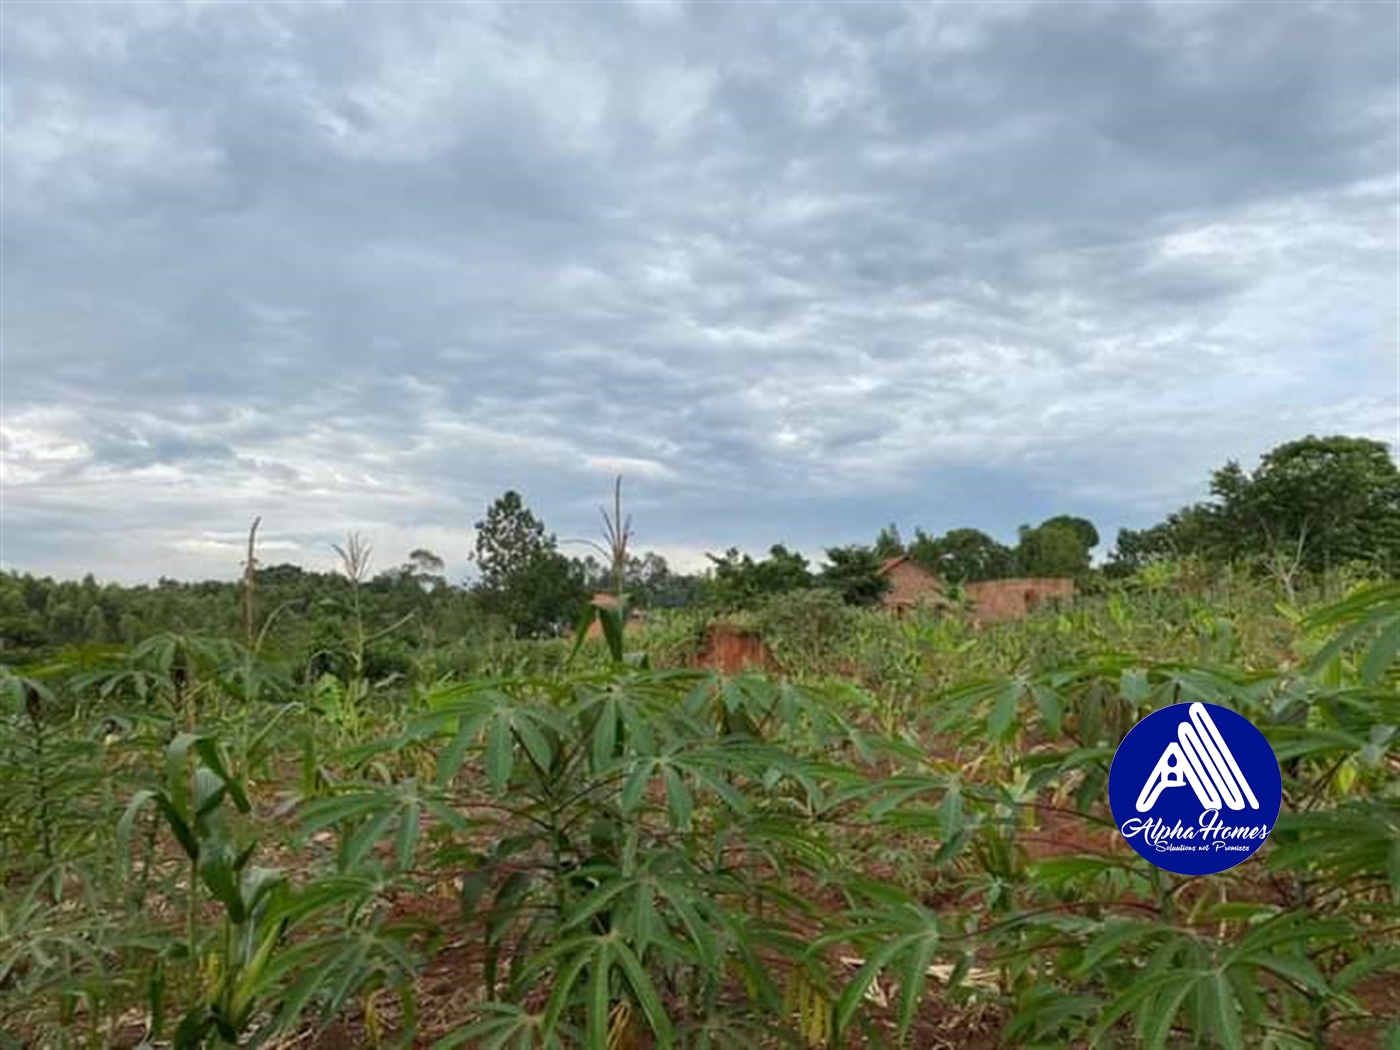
[878,557,949,614]
[963,578,1075,623]
[878,558,1074,622]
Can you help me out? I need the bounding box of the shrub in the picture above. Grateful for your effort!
[754,587,857,674]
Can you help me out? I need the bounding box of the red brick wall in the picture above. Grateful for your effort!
[882,560,944,609]
[965,578,1075,623]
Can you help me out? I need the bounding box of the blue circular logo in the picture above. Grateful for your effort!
[1108,702,1281,875]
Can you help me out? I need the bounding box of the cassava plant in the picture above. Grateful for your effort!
[823,582,1399,1049]
[118,730,421,1047]
[303,601,899,1048]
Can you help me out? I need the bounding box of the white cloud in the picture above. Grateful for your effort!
[1,1,1395,580]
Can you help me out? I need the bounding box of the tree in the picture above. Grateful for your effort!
[909,527,1014,583]
[473,491,587,636]
[382,548,448,592]
[705,545,813,610]
[1110,435,1400,580]
[629,552,673,606]
[1015,519,1094,578]
[1038,515,1100,553]
[407,548,445,576]
[755,545,813,594]
[1210,436,1400,574]
[820,546,891,606]
[82,605,109,643]
[45,600,82,643]
[873,524,905,559]
[475,493,548,589]
[1108,505,1221,576]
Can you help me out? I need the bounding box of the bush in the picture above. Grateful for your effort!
[754,587,857,674]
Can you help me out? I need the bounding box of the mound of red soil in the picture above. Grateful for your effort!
[693,622,777,674]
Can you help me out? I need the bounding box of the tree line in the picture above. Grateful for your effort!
[1,434,1394,659]
[1107,435,1400,590]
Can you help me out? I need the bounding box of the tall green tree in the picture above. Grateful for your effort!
[1110,435,1400,578]
[1015,518,1096,578]
[705,545,812,610]
[81,605,108,643]
[1211,436,1400,573]
[873,524,905,560]
[1038,515,1100,553]
[473,491,587,636]
[819,545,891,606]
[405,548,447,588]
[1108,504,1221,576]
[908,527,1015,583]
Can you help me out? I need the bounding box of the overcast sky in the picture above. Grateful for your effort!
[2,1,1397,583]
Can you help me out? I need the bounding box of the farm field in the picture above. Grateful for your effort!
[3,573,1397,1049]
[5,2,1399,1047]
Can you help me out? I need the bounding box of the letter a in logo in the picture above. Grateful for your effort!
[1135,702,1260,813]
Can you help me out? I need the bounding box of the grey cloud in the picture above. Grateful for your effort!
[2,1,1396,581]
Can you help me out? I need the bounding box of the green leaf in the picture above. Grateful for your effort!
[654,881,718,969]
[895,935,940,1040]
[561,880,634,934]
[1140,973,1199,1050]
[988,683,1019,739]
[599,602,626,664]
[151,793,200,862]
[1029,855,1120,885]
[632,882,658,960]
[621,760,652,815]
[589,941,612,1050]
[117,789,159,876]
[1307,620,1371,678]
[663,766,692,831]
[592,697,618,772]
[1206,902,1280,923]
[1121,668,1152,705]
[1208,970,1245,1050]
[343,806,396,869]
[298,792,385,835]
[192,737,250,812]
[1334,945,1400,992]
[614,939,674,1048]
[1362,616,1400,685]
[566,603,598,668]
[197,843,245,922]
[1075,920,1174,977]
[940,779,964,841]
[1250,954,1329,996]
[395,799,421,872]
[541,941,597,1037]
[486,714,514,793]
[436,714,482,786]
[1031,683,1062,734]
[193,767,227,818]
[834,937,907,1036]
[514,713,553,773]
[1091,970,1197,1046]
[688,764,750,815]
